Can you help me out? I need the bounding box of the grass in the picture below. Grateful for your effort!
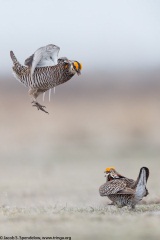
[0,204,160,239]
[1,203,160,215]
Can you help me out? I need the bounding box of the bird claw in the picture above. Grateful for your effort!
[32,101,49,114]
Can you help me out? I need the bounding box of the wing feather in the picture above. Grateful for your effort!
[24,54,34,67]
[99,179,127,196]
[30,48,43,77]
[117,188,135,194]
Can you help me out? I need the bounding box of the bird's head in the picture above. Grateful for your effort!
[65,60,82,75]
[59,58,82,75]
[104,167,123,181]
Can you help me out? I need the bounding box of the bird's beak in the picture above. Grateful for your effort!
[76,69,81,75]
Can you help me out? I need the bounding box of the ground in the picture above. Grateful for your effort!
[0,204,160,239]
[0,82,160,239]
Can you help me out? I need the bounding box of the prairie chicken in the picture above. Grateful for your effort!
[10,49,82,114]
[99,167,149,209]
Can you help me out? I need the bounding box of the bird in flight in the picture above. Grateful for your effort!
[99,167,149,209]
[10,44,82,114]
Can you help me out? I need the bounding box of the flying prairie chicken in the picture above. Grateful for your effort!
[99,167,149,209]
[10,44,82,114]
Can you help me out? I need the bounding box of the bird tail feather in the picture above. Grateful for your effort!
[10,51,21,66]
[10,51,26,85]
[135,167,149,200]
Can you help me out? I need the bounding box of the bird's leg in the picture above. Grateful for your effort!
[32,101,49,114]
[29,89,49,114]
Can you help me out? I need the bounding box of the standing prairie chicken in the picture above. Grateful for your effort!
[99,167,149,209]
[10,49,82,114]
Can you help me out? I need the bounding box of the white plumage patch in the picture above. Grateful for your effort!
[135,168,147,200]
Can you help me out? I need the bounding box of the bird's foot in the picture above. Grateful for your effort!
[32,101,49,114]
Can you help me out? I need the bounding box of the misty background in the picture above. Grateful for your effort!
[0,0,160,209]
[1,0,160,72]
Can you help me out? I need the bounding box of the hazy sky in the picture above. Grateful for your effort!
[1,0,160,74]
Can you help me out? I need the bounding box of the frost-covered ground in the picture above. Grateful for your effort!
[0,204,160,239]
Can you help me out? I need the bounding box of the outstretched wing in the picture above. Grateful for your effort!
[25,47,44,77]
[99,179,127,196]
[24,54,34,67]
[24,44,60,79]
